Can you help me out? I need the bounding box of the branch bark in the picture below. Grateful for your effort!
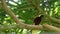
[43,24,60,32]
[45,14,60,24]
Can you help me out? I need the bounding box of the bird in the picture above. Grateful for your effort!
[34,15,43,25]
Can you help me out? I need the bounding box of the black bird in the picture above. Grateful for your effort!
[34,15,43,25]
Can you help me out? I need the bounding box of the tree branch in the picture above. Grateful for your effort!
[43,23,60,32]
[45,14,60,24]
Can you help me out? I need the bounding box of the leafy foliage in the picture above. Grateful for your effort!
[0,0,60,34]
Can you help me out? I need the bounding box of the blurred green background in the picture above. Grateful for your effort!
[0,0,60,34]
